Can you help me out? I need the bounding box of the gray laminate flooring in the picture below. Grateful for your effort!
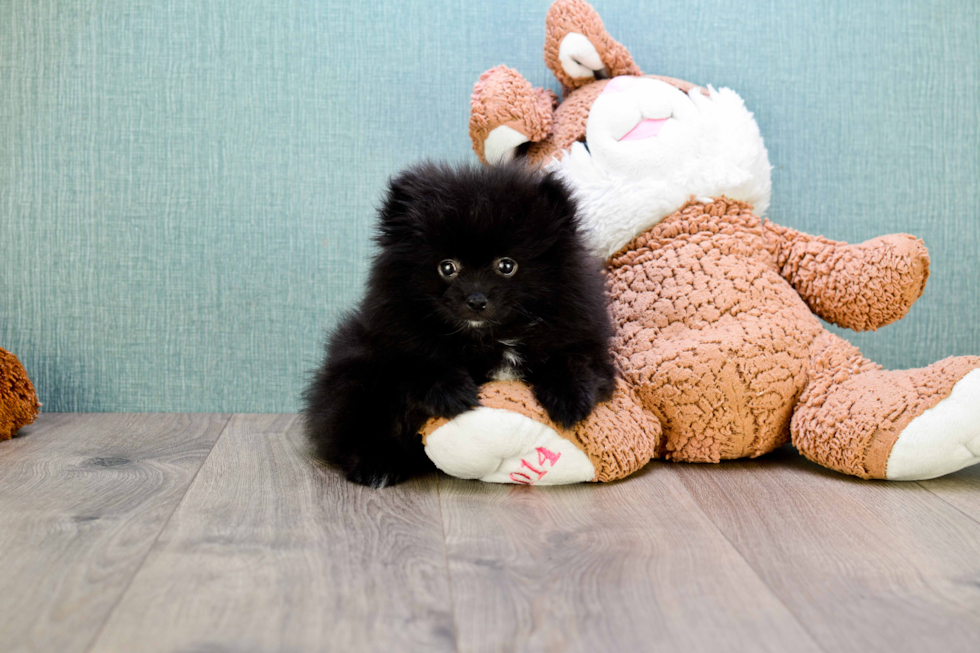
[2,413,979,653]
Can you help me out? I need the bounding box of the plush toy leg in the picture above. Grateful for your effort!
[792,331,980,480]
[885,369,980,480]
[421,380,661,484]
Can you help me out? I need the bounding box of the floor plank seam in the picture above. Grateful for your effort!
[435,474,463,653]
[915,481,980,527]
[79,413,236,653]
[669,468,832,653]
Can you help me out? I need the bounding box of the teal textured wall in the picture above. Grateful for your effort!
[1,0,978,412]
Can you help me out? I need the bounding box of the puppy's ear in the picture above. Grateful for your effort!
[376,166,430,243]
[517,171,580,250]
[537,171,578,229]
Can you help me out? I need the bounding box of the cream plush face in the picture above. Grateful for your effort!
[551,77,773,258]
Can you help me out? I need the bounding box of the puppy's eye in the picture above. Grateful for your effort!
[495,257,518,277]
[438,259,459,279]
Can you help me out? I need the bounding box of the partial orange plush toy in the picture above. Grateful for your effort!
[421,0,980,484]
[0,347,40,440]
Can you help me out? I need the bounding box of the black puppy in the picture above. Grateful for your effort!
[304,162,615,487]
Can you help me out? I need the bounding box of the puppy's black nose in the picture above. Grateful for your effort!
[466,293,488,312]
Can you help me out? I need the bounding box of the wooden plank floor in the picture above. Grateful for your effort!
[2,414,979,653]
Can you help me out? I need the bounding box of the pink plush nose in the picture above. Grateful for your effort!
[602,75,639,94]
[620,118,668,141]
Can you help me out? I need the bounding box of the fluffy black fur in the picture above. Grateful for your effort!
[303,162,615,487]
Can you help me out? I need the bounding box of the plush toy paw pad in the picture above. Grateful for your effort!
[887,369,980,480]
[424,407,595,485]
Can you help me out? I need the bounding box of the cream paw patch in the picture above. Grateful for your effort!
[886,369,980,481]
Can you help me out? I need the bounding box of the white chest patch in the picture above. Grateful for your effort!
[491,341,524,382]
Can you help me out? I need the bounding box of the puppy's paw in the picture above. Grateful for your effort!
[340,447,430,488]
[595,368,617,403]
[344,462,409,489]
[423,373,481,419]
[533,379,599,430]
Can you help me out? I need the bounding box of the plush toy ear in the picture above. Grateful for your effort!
[543,0,642,93]
[470,66,558,166]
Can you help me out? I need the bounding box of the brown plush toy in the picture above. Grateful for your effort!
[0,347,40,440]
[420,0,980,485]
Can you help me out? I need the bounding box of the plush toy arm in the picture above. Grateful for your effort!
[764,220,930,331]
